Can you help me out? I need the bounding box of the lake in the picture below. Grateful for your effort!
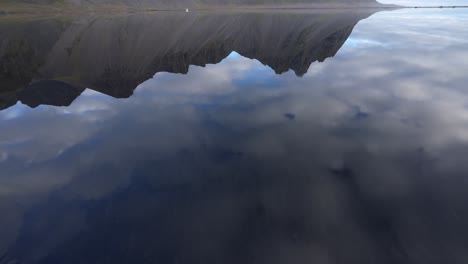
[1,8,468,264]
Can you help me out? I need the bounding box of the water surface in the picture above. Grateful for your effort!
[1,8,468,264]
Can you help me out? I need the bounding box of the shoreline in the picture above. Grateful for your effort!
[1,5,467,16]
[408,6,468,9]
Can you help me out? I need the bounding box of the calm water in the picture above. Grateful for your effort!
[1,8,468,264]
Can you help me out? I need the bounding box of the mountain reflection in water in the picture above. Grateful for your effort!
[0,10,373,109]
[2,8,468,264]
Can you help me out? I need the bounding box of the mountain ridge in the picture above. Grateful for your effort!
[0,0,389,12]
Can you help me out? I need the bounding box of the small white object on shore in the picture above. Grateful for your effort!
[186,8,189,13]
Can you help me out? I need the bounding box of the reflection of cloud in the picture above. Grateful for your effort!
[344,38,388,48]
[58,89,113,114]
[0,152,7,162]
[139,51,271,96]
[0,104,28,120]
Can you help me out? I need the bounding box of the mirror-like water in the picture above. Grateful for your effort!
[1,8,468,264]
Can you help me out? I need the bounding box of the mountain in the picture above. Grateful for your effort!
[1,0,385,11]
[0,10,377,110]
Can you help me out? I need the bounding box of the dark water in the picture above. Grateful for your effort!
[1,8,468,264]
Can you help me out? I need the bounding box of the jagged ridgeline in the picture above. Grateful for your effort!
[0,11,376,110]
[1,0,382,10]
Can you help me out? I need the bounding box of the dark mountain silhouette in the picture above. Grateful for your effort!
[0,10,377,111]
[17,81,85,108]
